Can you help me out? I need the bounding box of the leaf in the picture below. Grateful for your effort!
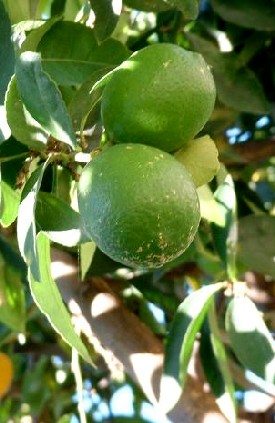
[38,21,129,85]
[15,51,76,148]
[187,33,270,115]
[160,282,225,411]
[211,0,275,31]
[89,0,122,42]
[0,106,11,142]
[236,214,275,277]
[3,0,32,23]
[35,191,89,247]
[207,302,236,423]
[0,180,20,227]
[197,184,225,226]
[22,356,51,414]
[0,0,15,104]
[0,256,25,332]
[164,0,199,19]
[5,76,48,150]
[174,135,220,187]
[21,16,62,52]
[226,296,275,384]
[80,241,96,280]
[17,161,49,281]
[30,232,92,364]
[211,168,237,278]
[124,0,171,12]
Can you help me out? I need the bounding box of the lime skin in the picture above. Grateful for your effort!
[101,43,216,153]
[78,144,200,268]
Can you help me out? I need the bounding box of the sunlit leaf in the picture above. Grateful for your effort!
[5,76,48,150]
[30,232,93,364]
[17,161,49,281]
[174,135,220,187]
[36,191,89,247]
[226,296,275,384]
[0,255,25,332]
[15,51,76,148]
[207,302,236,422]
[0,180,20,227]
[160,282,225,411]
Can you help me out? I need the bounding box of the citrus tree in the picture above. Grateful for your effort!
[0,1,275,422]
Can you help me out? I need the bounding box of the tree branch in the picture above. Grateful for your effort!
[51,249,228,423]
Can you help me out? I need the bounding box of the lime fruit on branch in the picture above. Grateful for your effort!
[78,144,200,268]
[101,43,216,152]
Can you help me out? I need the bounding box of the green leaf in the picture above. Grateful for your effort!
[0,1,14,104]
[22,356,51,415]
[5,76,48,150]
[0,180,20,227]
[164,0,199,19]
[21,16,61,52]
[211,0,275,31]
[17,161,49,281]
[207,302,236,423]
[0,106,11,142]
[0,256,25,332]
[226,296,275,384]
[211,168,237,278]
[174,135,220,187]
[36,191,89,247]
[187,34,270,115]
[160,282,225,411]
[15,51,76,148]
[80,241,96,280]
[3,0,33,23]
[236,214,275,277]
[30,232,92,364]
[89,0,122,42]
[124,0,171,12]
[197,184,225,226]
[38,21,129,85]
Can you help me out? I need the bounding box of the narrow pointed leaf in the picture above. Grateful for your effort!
[17,161,49,281]
[30,232,93,364]
[160,282,225,411]
[15,51,76,148]
[208,303,236,423]
[226,296,275,384]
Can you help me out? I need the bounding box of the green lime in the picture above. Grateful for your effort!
[78,143,200,268]
[101,43,216,152]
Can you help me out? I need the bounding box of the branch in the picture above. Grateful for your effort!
[222,137,275,166]
[51,249,228,423]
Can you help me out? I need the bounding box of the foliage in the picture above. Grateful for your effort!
[0,0,275,422]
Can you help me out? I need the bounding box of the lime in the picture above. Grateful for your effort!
[101,43,216,152]
[78,144,200,268]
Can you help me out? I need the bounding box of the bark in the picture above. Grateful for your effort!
[51,249,228,423]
